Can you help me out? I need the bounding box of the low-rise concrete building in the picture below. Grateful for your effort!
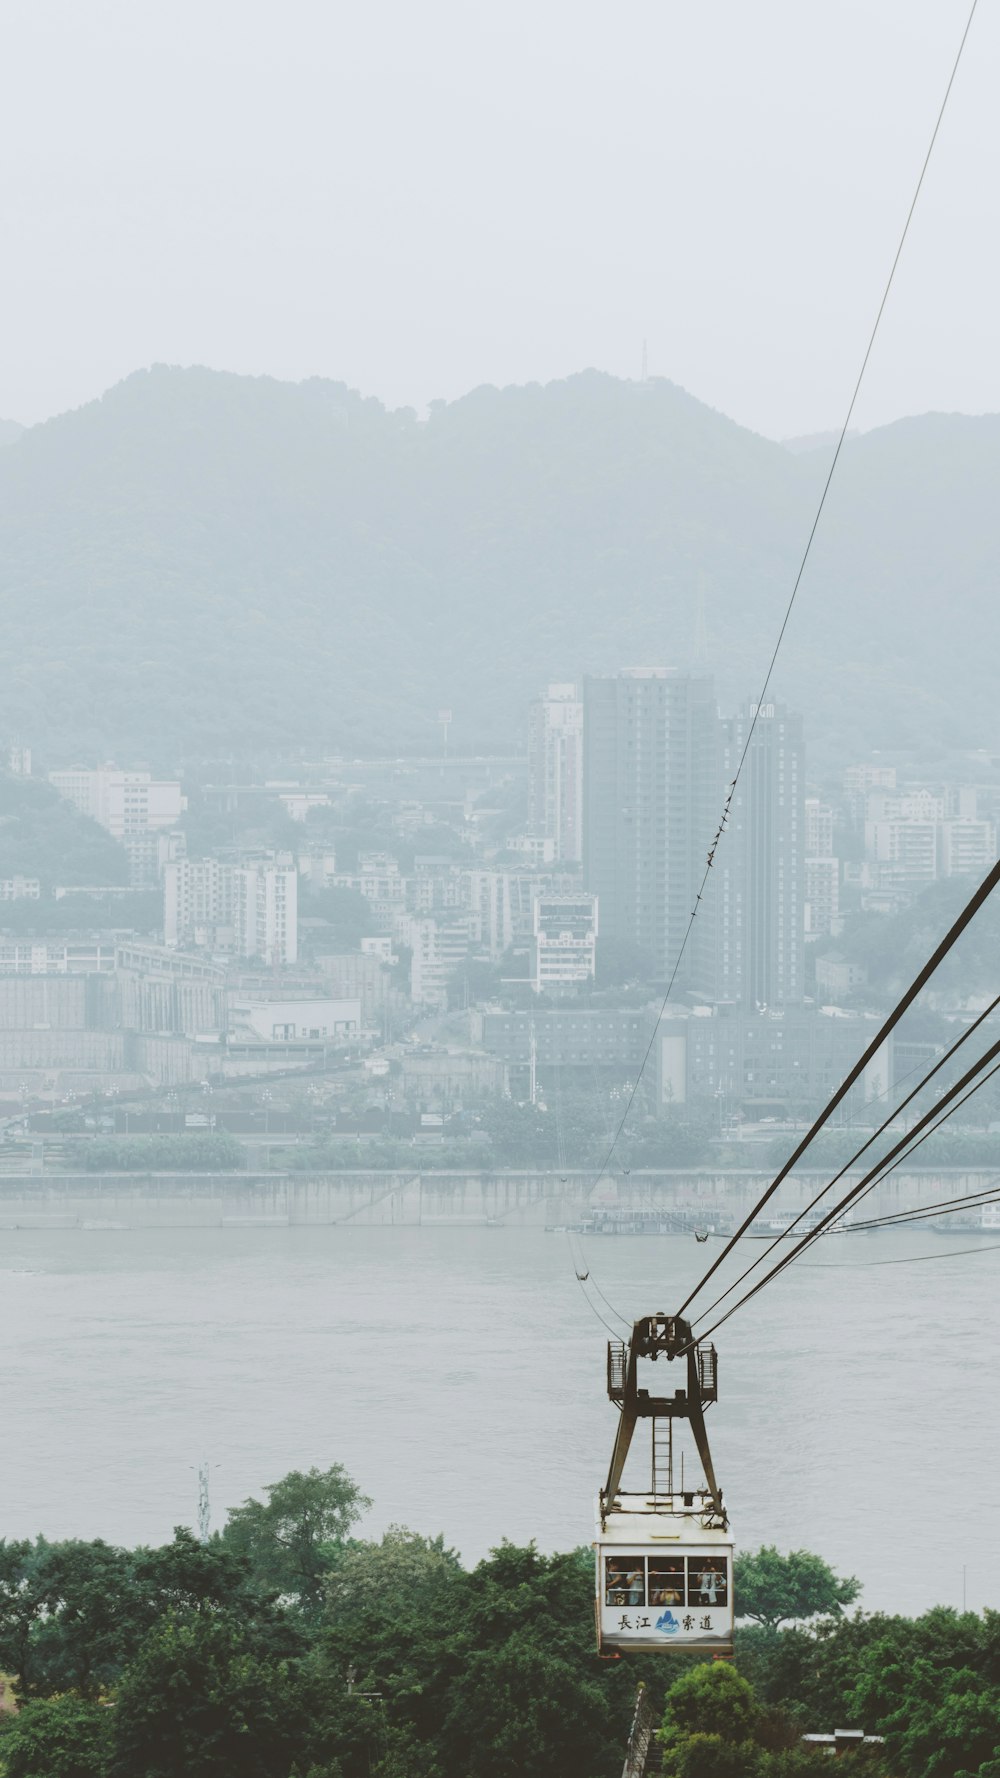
[532,893,598,992]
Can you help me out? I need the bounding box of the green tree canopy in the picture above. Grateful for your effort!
[0,1694,112,1778]
[734,1546,861,1631]
[659,1663,838,1778]
[110,1608,300,1778]
[0,1537,137,1700]
[0,773,128,894]
[222,1467,371,1614]
[0,1529,272,1703]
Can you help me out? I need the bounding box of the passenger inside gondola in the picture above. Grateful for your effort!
[647,1556,685,1605]
[605,1558,645,1606]
[689,1558,727,1606]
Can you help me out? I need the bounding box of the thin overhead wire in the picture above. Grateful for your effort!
[851,1193,1000,1232]
[568,1224,631,1331]
[552,1070,632,1333]
[690,1042,1000,1345]
[679,855,1000,1316]
[804,1241,1000,1269]
[848,1177,1000,1232]
[685,990,1000,1324]
[571,1256,630,1339]
[585,0,982,1210]
[824,1055,1000,1230]
[698,1049,1000,1322]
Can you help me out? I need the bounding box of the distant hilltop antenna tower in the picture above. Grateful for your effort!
[195,1461,219,1543]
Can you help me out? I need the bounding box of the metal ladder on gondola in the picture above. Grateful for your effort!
[651,1417,673,1496]
[601,1312,725,1525]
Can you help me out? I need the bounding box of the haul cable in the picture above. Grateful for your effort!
[584,0,982,1221]
[847,1176,1000,1232]
[687,1036,1000,1346]
[684,985,1000,1323]
[690,1048,1000,1339]
[677,853,1000,1315]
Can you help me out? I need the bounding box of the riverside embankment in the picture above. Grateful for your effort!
[0,1165,985,1228]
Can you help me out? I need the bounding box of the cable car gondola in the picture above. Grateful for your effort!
[595,1312,733,1656]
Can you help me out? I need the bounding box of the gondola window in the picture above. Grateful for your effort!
[605,1558,645,1606]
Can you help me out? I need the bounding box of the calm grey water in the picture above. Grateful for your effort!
[1,1224,996,1619]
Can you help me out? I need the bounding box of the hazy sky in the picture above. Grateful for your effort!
[2,0,996,437]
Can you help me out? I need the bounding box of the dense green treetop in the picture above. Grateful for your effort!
[221,1466,372,1615]
[734,1546,862,1631]
[657,1662,874,1778]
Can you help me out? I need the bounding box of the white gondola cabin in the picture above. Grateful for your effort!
[595,1313,733,1655]
[596,1489,733,1654]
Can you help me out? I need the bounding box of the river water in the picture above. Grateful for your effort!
[1,1223,996,1619]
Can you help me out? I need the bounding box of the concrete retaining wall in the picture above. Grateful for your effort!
[0,1167,983,1229]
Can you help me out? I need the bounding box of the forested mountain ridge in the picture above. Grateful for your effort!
[0,365,993,766]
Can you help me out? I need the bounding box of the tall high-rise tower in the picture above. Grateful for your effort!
[709,701,805,1007]
[582,671,719,980]
[527,684,584,863]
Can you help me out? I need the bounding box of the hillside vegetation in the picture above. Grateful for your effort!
[0,773,127,890]
[0,366,994,764]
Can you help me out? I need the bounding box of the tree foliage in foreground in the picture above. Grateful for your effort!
[659,1661,847,1778]
[0,1484,998,1778]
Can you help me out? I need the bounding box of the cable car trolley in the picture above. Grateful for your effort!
[595,1312,733,1656]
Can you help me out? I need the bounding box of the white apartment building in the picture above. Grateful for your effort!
[843,763,897,825]
[0,877,40,900]
[122,827,186,889]
[527,684,584,862]
[864,791,941,896]
[804,857,840,939]
[411,872,463,914]
[506,834,558,867]
[464,870,516,959]
[863,788,996,895]
[50,767,185,838]
[298,850,338,887]
[461,869,577,959]
[233,857,298,968]
[865,789,945,833]
[532,893,598,992]
[164,857,235,948]
[804,798,835,858]
[399,913,472,1008]
[331,854,407,933]
[938,818,997,878]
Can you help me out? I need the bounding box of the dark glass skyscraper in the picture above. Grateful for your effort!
[582,671,719,982]
[710,699,805,1007]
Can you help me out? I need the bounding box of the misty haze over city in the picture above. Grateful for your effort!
[0,4,998,1775]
